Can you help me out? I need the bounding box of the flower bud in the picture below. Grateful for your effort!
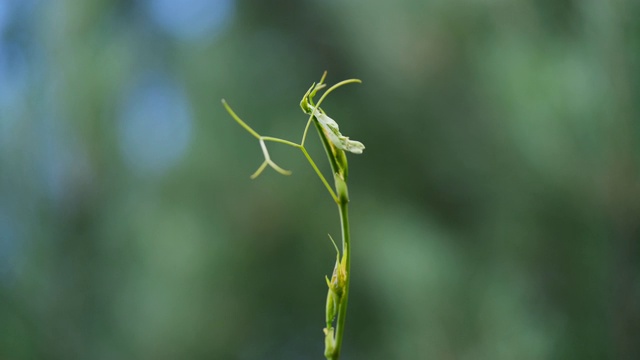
[324,327,336,358]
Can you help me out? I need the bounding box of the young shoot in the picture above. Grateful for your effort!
[223,71,364,360]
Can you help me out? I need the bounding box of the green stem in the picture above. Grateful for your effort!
[330,199,350,360]
[261,136,300,148]
[314,109,351,359]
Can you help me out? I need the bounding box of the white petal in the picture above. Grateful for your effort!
[313,109,365,154]
[344,139,365,154]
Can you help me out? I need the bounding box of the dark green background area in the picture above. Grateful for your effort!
[1,0,639,359]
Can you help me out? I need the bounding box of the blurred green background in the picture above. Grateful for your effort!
[1,0,639,359]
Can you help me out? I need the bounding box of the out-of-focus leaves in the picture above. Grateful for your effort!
[0,0,638,359]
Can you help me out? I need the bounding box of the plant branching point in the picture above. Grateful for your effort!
[223,71,364,360]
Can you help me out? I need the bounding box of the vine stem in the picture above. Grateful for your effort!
[329,199,351,360]
[312,104,351,359]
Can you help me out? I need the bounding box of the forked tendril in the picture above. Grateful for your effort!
[222,76,362,203]
[221,99,293,179]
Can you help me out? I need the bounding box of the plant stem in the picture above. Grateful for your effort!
[330,199,351,360]
[314,109,351,359]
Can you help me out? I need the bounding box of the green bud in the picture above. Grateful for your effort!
[325,284,337,326]
[335,176,349,204]
[300,83,315,114]
[324,327,336,358]
[300,79,327,115]
[335,149,349,180]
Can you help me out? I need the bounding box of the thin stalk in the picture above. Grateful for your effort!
[300,147,338,203]
[315,79,361,112]
[221,100,260,139]
[261,136,300,148]
[301,117,314,146]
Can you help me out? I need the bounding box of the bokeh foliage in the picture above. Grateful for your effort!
[1,0,639,359]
